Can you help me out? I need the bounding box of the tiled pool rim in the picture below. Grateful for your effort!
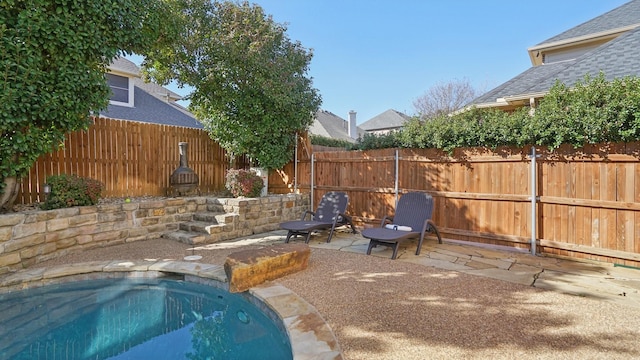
[0,260,343,360]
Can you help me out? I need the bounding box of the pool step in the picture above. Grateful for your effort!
[163,211,239,245]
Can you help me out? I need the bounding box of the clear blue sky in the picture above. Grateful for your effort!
[134,0,629,124]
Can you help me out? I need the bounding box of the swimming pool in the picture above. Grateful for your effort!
[0,277,292,360]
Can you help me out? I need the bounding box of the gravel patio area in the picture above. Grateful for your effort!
[34,236,640,360]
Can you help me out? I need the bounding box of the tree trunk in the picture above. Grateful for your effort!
[0,177,20,213]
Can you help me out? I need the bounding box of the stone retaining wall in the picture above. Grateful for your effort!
[0,194,309,274]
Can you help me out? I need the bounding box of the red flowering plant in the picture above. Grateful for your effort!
[225,169,264,198]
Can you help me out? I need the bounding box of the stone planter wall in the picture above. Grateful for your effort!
[0,194,309,275]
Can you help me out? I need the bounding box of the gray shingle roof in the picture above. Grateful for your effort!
[100,86,202,128]
[538,0,640,45]
[472,5,640,107]
[359,109,411,132]
[472,61,575,104]
[108,57,140,77]
[309,110,364,142]
[102,57,200,128]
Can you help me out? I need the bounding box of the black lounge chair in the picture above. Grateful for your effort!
[280,191,355,243]
[362,192,442,259]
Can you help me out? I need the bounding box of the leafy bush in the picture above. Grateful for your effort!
[42,174,104,210]
[354,132,402,150]
[225,169,264,198]
[365,73,640,153]
[310,135,355,149]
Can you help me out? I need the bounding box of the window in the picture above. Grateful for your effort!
[106,73,133,106]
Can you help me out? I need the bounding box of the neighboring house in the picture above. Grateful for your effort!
[359,109,411,135]
[101,57,202,129]
[470,0,640,111]
[309,110,364,143]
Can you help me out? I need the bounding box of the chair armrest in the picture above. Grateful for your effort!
[301,210,315,220]
[336,212,351,224]
[379,216,393,227]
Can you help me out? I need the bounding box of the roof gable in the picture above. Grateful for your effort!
[101,86,202,128]
[472,2,640,109]
[537,0,640,46]
[309,110,364,142]
[103,57,199,128]
[359,109,411,131]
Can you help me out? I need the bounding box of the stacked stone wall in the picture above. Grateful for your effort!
[0,194,309,274]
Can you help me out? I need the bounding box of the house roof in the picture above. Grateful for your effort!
[108,57,140,77]
[535,0,640,46]
[359,109,411,132]
[101,85,202,128]
[309,110,364,142]
[101,58,201,129]
[472,1,640,109]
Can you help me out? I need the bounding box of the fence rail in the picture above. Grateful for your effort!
[279,144,640,267]
[17,117,233,203]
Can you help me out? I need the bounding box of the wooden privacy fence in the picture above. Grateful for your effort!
[17,117,233,203]
[280,143,640,267]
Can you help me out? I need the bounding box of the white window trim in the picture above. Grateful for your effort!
[107,72,135,107]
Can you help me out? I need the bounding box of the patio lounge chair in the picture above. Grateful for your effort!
[362,192,442,259]
[280,191,355,243]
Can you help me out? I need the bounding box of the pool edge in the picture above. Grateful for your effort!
[0,260,343,360]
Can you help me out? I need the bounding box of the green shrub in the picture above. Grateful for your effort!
[42,174,104,210]
[354,131,402,150]
[225,169,264,198]
[310,135,355,149]
[386,73,640,153]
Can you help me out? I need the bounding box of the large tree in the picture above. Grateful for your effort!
[413,78,479,119]
[142,0,321,170]
[0,0,173,210]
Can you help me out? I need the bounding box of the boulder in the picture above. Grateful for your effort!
[224,243,310,293]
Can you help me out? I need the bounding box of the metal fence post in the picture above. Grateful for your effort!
[530,146,538,256]
[294,133,298,193]
[395,149,399,207]
[311,153,315,211]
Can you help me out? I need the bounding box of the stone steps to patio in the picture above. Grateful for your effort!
[162,210,239,245]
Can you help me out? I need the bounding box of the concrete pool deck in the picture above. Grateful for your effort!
[4,229,640,359]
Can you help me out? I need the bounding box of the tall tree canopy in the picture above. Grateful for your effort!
[143,0,322,170]
[0,0,172,208]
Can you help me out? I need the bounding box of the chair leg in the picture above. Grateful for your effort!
[304,231,313,244]
[416,236,424,256]
[391,242,400,260]
[285,231,293,243]
[366,240,376,255]
[427,220,442,244]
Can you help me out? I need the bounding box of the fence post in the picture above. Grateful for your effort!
[395,149,399,207]
[530,146,538,256]
[294,133,298,193]
[311,153,315,211]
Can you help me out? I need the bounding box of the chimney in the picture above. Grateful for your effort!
[348,111,357,139]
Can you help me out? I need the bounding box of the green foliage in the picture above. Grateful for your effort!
[225,169,264,198]
[0,0,172,196]
[143,0,321,170]
[530,74,640,149]
[42,174,104,210]
[310,135,355,149]
[355,132,402,150]
[366,74,640,153]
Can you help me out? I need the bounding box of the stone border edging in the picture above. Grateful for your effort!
[0,260,342,360]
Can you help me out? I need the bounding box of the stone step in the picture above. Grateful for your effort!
[162,230,207,245]
[192,212,222,223]
[179,220,230,234]
[206,203,225,213]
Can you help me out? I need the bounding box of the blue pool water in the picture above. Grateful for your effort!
[0,278,292,360]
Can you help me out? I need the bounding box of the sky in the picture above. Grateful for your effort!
[132,0,629,124]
